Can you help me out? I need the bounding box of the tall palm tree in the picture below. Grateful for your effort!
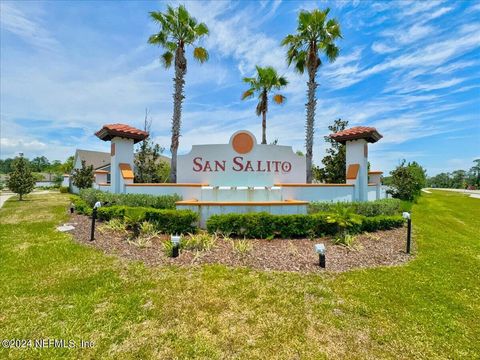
[148,5,209,183]
[281,8,341,183]
[241,66,288,144]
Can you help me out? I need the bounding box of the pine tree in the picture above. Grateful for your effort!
[71,160,94,189]
[7,155,36,200]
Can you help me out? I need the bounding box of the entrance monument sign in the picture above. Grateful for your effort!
[91,124,386,227]
[177,130,306,186]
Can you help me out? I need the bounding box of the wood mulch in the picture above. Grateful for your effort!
[67,213,412,273]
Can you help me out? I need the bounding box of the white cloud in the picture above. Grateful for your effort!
[0,2,58,51]
[371,42,397,54]
[400,1,445,16]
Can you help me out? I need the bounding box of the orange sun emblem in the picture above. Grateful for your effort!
[232,132,254,154]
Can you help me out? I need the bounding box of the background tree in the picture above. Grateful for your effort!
[134,109,168,183]
[387,160,426,201]
[282,8,341,183]
[71,160,94,189]
[30,156,50,172]
[241,66,288,144]
[7,155,36,200]
[61,156,75,174]
[0,158,14,173]
[148,5,209,183]
[468,159,480,187]
[313,118,348,183]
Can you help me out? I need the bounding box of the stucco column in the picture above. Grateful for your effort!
[345,139,368,201]
[111,137,134,193]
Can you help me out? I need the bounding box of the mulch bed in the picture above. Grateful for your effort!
[66,213,412,273]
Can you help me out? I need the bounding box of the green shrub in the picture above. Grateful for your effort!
[308,198,402,217]
[360,215,404,232]
[96,205,197,234]
[97,206,127,221]
[79,188,180,209]
[387,160,426,201]
[206,212,404,239]
[327,206,362,241]
[144,209,197,234]
[70,196,92,216]
[59,186,69,193]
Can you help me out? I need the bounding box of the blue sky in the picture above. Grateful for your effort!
[1,0,479,175]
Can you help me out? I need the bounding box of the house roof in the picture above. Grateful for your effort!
[73,149,170,172]
[75,150,110,170]
[329,126,383,144]
[95,124,149,143]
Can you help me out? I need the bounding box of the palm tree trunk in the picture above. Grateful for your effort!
[305,66,317,183]
[261,111,267,144]
[261,90,268,144]
[169,46,187,183]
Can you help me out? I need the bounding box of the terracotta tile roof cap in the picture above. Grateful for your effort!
[329,126,382,144]
[95,123,149,143]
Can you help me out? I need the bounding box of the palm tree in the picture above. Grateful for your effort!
[241,66,288,144]
[281,8,341,183]
[148,5,209,183]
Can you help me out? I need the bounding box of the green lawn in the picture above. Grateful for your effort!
[0,191,478,359]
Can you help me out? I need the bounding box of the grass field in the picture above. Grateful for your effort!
[0,191,479,359]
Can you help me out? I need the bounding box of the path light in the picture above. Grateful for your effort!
[90,201,102,241]
[171,234,181,258]
[403,212,412,254]
[70,202,75,214]
[315,243,326,268]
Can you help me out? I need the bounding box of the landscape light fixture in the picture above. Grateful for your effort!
[70,202,75,214]
[171,235,181,258]
[402,212,412,254]
[314,243,326,268]
[90,202,102,241]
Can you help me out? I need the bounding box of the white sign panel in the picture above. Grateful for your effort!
[177,130,306,186]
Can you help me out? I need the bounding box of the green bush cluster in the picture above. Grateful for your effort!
[97,205,197,234]
[79,188,181,209]
[70,196,92,216]
[59,186,69,193]
[206,212,404,239]
[360,215,404,232]
[308,198,402,217]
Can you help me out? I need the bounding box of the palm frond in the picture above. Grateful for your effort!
[193,47,209,63]
[195,22,209,37]
[324,43,339,62]
[241,89,255,100]
[161,51,174,68]
[273,94,286,105]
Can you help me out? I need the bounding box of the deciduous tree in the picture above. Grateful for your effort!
[7,155,36,200]
[313,118,348,183]
[71,160,94,189]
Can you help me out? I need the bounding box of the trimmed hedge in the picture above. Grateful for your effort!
[308,198,402,217]
[97,205,198,234]
[79,188,181,209]
[360,215,404,232]
[70,196,92,216]
[206,212,404,239]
